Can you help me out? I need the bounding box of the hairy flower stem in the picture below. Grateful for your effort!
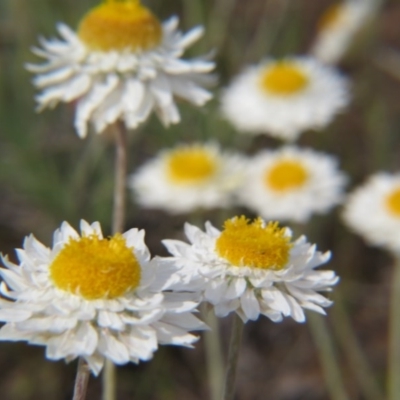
[102,123,129,400]
[72,358,90,400]
[308,313,349,400]
[202,305,224,400]
[222,314,244,400]
[112,122,128,235]
[388,256,400,400]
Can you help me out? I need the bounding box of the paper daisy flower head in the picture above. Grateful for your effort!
[27,0,215,138]
[162,216,338,323]
[0,221,205,375]
[342,173,400,253]
[311,0,375,64]
[236,146,347,223]
[221,56,349,141]
[128,142,244,214]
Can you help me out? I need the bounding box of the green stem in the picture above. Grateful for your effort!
[388,256,400,400]
[111,122,128,235]
[102,122,128,400]
[308,313,350,400]
[332,292,384,400]
[222,313,244,400]
[72,358,90,400]
[202,305,225,400]
[102,359,116,400]
[243,0,290,63]
[206,0,237,49]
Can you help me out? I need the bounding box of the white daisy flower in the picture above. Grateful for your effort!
[236,146,347,223]
[27,0,215,138]
[0,220,205,375]
[162,216,338,323]
[128,142,244,214]
[342,173,400,253]
[221,56,349,141]
[311,0,376,64]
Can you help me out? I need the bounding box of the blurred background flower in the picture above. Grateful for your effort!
[128,142,244,214]
[311,0,379,64]
[221,56,349,141]
[237,146,347,222]
[343,173,400,253]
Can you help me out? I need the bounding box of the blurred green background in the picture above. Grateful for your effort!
[1,0,400,399]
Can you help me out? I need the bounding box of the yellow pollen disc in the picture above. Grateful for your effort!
[166,147,218,185]
[215,216,292,270]
[385,188,400,217]
[265,159,309,192]
[78,0,162,52]
[318,4,343,31]
[260,62,309,95]
[50,234,141,300]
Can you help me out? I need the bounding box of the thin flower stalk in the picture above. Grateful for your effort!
[332,292,384,400]
[222,314,244,400]
[202,306,225,400]
[388,256,400,400]
[112,123,128,235]
[73,358,91,400]
[103,123,129,400]
[308,313,350,400]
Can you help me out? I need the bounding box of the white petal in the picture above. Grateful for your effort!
[33,66,75,88]
[204,279,227,304]
[123,79,145,112]
[0,269,29,291]
[153,321,198,347]
[177,26,204,48]
[57,23,81,45]
[214,299,240,318]
[75,322,98,355]
[0,323,33,341]
[261,288,291,316]
[161,312,206,330]
[285,294,306,323]
[84,353,104,376]
[240,290,260,321]
[0,309,32,322]
[225,278,247,300]
[151,74,173,107]
[98,310,125,331]
[74,74,119,138]
[99,333,130,364]
[119,327,158,360]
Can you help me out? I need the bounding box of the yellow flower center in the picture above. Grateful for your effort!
[318,4,343,31]
[385,188,400,217]
[260,62,309,95]
[167,147,218,185]
[215,216,292,270]
[50,234,141,300]
[265,159,309,192]
[78,0,162,52]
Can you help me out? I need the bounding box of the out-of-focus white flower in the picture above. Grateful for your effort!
[311,0,376,64]
[0,221,205,375]
[343,173,400,253]
[221,56,349,141]
[128,142,244,214]
[27,0,214,138]
[162,216,338,323]
[236,146,347,223]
